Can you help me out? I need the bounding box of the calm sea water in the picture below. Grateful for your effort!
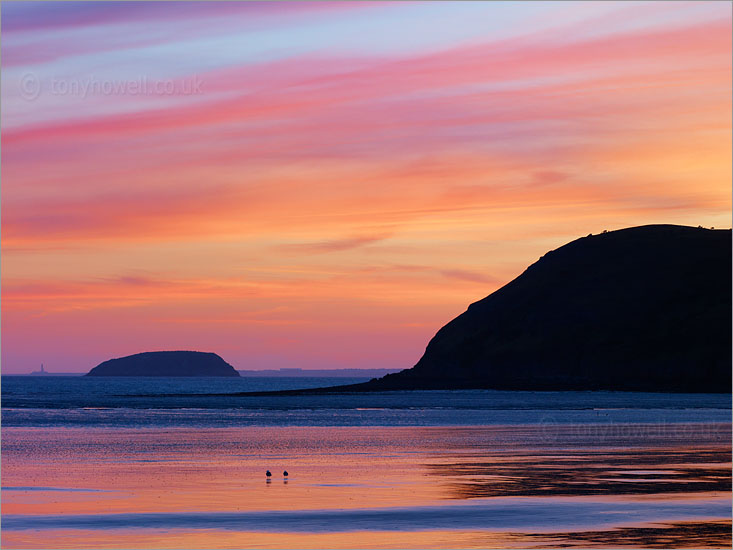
[2,376,731,548]
[2,375,731,428]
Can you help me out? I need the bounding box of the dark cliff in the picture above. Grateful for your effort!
[353,225,731,392]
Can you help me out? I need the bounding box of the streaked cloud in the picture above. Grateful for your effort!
[278,235,391,254]
[1,1,730,372]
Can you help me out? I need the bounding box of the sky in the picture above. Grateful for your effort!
[1,1,731,374]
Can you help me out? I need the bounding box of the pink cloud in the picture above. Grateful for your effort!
[2,5,731,372]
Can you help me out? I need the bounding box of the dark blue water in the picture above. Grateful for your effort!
[4,498,731,533]
[1,375,370,407]
[2,375,730,428]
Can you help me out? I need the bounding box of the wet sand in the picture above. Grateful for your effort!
[2,423,730,548]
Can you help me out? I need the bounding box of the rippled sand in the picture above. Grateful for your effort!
[2,424,730,548]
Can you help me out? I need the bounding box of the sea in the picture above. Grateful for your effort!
[1,375,731,548]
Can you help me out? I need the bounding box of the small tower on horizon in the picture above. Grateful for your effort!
[40,363,45,373]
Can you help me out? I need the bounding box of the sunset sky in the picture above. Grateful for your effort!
[1,1,731,374]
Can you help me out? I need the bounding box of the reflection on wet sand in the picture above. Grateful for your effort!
[2,424,730,549]
[429,446,731,498]
[510,520,732,549]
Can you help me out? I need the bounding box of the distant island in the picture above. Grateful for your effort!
[255,225,730,394]
[86,351,240,377]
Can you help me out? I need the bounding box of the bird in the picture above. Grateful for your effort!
[266,470,272,478]
[283,470,288,477]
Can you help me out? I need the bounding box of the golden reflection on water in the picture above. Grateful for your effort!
[0,528,539,550]
[3,523,732,550]
[2,425,730,549]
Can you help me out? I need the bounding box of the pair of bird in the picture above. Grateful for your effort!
[266,470,288,477]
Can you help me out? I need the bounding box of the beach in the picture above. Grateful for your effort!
[3,2,732,548]
[2,377,730,548]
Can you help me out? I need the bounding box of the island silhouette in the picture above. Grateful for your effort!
[86,351,240,377]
